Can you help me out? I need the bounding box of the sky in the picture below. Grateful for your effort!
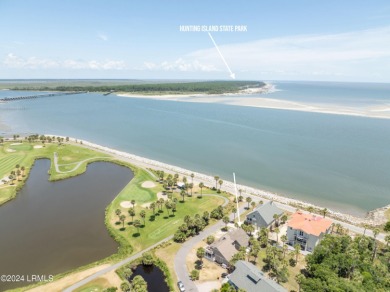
[1,0,390,82]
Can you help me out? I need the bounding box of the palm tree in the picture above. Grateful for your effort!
[158,198,164,211]
[188,183,193,196]
[222,216,229,230]
[274,227,280,243]
[20,166,25,177]
[232,207,237,221]
[131,200,136,208]
[281,235,288,258]
[196,247,205,267]
[385,234,390,247]
[251,201,256,210]
[171,202,177,214]
[294,243,301,262]
[246,197,252,209]
[363,224,368,236]
[165,201,172,216]
[214,176,219,190]
[191,173,194,184]
[150,202,156,215]
[115,209,122,222]
[181,190,186,202]
[372,228,380,261]
[119,214,126,229]
[199,182,204,198]
[273,213,280,227]
[280,214,288,224]
[140,210,146,225]
[128,208,135,223]
[238,195,243,202]
[16,169,21,181]
[322,208,328,218]
[218,179,223,191]
[133,220,141,234]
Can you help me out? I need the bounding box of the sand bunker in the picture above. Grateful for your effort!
[10,143,22,146]
[141,181,156,188]
[120,201,133,208]
[34,145,43,149]
[6,149,16,152]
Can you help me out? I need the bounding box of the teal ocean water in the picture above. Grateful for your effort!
[1,81,389,216]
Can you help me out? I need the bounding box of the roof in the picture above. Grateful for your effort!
[210,229,249,261]
[247,201,284,225]
[229,261,287,292]
[288,212,332,236]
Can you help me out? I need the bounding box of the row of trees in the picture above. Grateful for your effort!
[17,81,264,95]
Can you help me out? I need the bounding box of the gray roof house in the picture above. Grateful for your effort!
[205,228,249,267]
[246,201,284,228]
[229,260,287,292]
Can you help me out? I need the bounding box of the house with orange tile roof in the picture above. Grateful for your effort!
[286,211,333,252]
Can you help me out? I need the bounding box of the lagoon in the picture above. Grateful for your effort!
[0,159,133,290]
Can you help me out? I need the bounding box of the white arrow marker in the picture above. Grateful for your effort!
[208,32,235,79]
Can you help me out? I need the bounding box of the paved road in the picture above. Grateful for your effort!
[174,201,245,292]
[63,236,173,292]
[73,141,387,243]
[63,194,228,292]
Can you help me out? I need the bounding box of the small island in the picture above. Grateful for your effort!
[3,80,266,96]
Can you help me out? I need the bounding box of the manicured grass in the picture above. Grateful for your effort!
[0,141,112,205]
[1,140,228,291]
[9,144,33,151]
[108,168,226,252]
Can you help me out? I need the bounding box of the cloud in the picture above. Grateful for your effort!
[142,58,217,72]
[97,32,108,41]
[3,53,127,70]
[183,26,390,80]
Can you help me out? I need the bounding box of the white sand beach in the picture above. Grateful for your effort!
[117,83,390,120]
[46,134,386,227]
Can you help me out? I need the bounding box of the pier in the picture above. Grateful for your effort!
[0,91,87,102]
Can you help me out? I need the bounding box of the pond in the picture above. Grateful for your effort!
[0,159,133,290]
[128,264,169,292]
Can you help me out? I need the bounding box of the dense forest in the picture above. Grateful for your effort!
[10,81,264,95]
[299,234,390,291]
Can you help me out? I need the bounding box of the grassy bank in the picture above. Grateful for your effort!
[1,139,228,291]
[0,140,111,205]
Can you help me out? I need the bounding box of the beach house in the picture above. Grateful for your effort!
[205,228,249,267]
[245,201,284,228]
[228,260,287,292]
[287,211,332,252]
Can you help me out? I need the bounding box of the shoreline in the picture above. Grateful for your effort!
[44,134,387,227]
[116,83,390,120]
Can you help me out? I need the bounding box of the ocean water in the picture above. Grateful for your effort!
[1,81,389,216]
